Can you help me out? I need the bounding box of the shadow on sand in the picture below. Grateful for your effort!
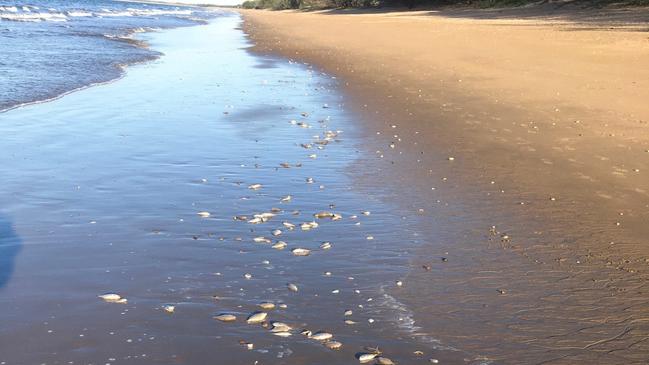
[0,214,21,290]
[307,3,649,30]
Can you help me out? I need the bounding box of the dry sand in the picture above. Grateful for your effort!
[241,7,649,363]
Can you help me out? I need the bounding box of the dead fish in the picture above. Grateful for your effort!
[357,353,379,363]
[324,341,342,350]
[244,273,252,279]
[272,241,287,250]
[279,163,291,168]
[258,302,275,310]
[313,211,335,219]
[332,213,342,220]
[163,305,175,314]
[255,212,275,220]
[273,331,292,337]
[248,184,262,190]
[272,229,282,236]
[214,313,237,322]
[300,143,312,149]
[375,357,396,365]
[248,217,263,224]
[320,242,332,250]
[253,236,271,244]
[344,310,353,316]
[306,177,314,184]
[281,195,292,202]
[300,329,312,336]
[282,222,295,230]
[300,221,319,230]
[287,283,299,292]
[344,319,357,325]
[233,215,248,221]
[271,322,291,331]
[292,248,311,256]
[197,211,211,218]
[310,332,333,341]
[98,293,122,302]
[246,311,267,324]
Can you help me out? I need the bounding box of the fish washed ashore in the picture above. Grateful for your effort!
[0,12,484,365]
[241,7,649,364]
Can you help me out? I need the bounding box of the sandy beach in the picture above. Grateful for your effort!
[242,7,649,363]
[2,4,649,365]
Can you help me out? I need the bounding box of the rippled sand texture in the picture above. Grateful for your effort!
[0,15,480,365]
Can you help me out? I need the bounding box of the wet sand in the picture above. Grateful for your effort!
[241,7,649,364]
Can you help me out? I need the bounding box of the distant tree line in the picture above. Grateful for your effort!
[241,0,422,10]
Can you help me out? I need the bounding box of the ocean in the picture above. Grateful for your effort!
[0,0,217,112]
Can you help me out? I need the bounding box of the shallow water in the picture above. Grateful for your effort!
[0,14,484,365]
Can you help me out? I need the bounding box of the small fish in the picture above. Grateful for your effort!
[253,236,271,244]
[246,311,268,324]
[214,313,237,322]
[324,341,342,350]
[282,222,295,230]
[258,302,275,310]
[163,305,175,314]
[313,211,335,219]
[292,248,311,256]
[273,331,292,337]
[197,211,211,218]
[358,353,379,363]
[320,242,332,250]
[272,229,282,236]
[248,183,262,190]
[98,293,122,302]
[375,357,395,365]
[272,241,287,250]
[287,283,299,292]
[310,332,333,341]
[281,195,292,202]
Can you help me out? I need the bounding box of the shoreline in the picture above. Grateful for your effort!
[241,7,649,362]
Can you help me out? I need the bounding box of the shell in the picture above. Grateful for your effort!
[246,311,268,324]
